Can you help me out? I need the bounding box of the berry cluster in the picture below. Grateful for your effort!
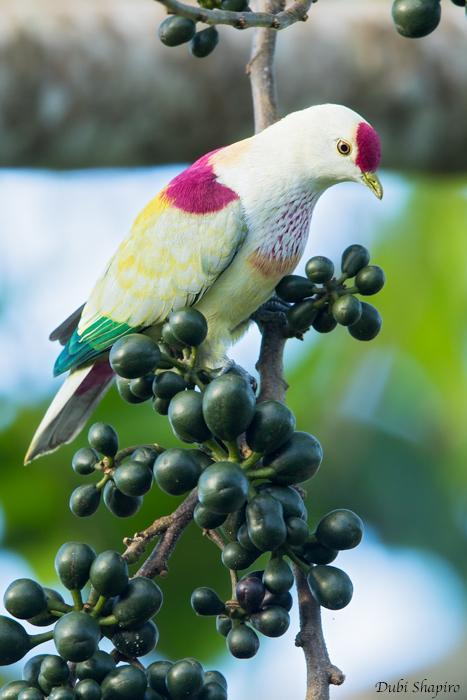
[158,17,220,59]
[190,508,362,659]
[392,0,465,39]
[277,244,385,341]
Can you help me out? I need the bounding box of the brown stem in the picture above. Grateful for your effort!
[155,0,312,30]
[294,567,345,699]
[122,489,198,577]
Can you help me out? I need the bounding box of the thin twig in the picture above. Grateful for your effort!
[205,528,238,597]
[155,0,312,30]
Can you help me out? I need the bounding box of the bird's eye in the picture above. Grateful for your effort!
[337,140,352,156]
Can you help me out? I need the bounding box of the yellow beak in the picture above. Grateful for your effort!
[361,171,383,200]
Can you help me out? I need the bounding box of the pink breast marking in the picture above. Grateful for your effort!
[355,122,381,173]
[166,150,239,214]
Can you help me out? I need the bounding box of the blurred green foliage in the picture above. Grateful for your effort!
[0,174,466,668]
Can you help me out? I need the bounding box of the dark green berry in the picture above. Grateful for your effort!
[204,671,227,692]
[307,565,353,610]
[17,689,43,700]
[0,683,29,700]
[147,660,173,694]
[4,580,47,620]
[215,615,232,637]
[202,372,256,442]
[112,620,159,658]
[166,659,204,699]
[101,665,147,700]
[236,523,259,552]
[131,446,159,468]
[221,0,248,8]
[258,484,307,519]
[226,625,259,659]
[70,485,101,517]
[27,588,66,627]
[154,448,201,495]
[191,588,225,616]
[305,256,334,283]
[76,651,116,683]
[341,244,370,277]
[348,302,382,340]
[286,517,309,546]
[276,275,316,302]
[112,577,163,627]
[262,590,293,611]
[251,606,290,637]
[262,431,322,485]
[169,390,212,443]
[89,551,129,597]
[263,558,293,594]
[235,576,265,614]
[312,307,337,333]
[246,494,287,552]
[40,655,70,685]
[88,423,118,457]
[109,334,160,379]
[55,542,96,591]
[221,542,259,570]
[198,462,249,514]
[153,397,171,415]
[75,679,102,700]
[392,0,441,37]
[103,481,143,518]
[129,374,155,401]
[114,460,153,497]
[0,617,30,665]
[197,682,227,700]
[297,535,338,565]
[153,371,187,400]
[22,654,48,687]
[193,503,226,529]
[355,265,385,295]
[168,308,208,346]
[190,27,219,58]
[246,400,296,454]
[53,612,100,662]
[116,377,147,404]
[72,448,99,475]
[332,295,362,326]
[316,509,363,550]
[48,690,75,700]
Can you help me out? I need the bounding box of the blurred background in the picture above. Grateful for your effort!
[0,0,466,697]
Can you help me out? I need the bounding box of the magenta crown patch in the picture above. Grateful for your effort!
[166,150,239,214]
[355,122,381,173]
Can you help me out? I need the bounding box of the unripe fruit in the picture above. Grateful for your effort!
[332,295,362,326]
[114,460,153,497]
[190,27,219,58]
[153,371,187,399]
[112,577,163,627]
[153,396,170,415]
[348,302,382,341]
[22,654,48,687]
[72,448,99,475]
[75,679,102,700]
[216,615,232,637]
[76,651,116,683]
[276,275,316,303]
[392,0,441,37]
[191,588,225,616]
[166,659,204,699]
[194,503,226,529]
[89,551,129,597]
[246,494,287,552]
[262,431,322,485]
[88,423,118,457]
[204,671,227,691]
[147,660,173,694]
[297,536,338,565]
[251,605,290,637]
[246,401,295,454]
[40,655,70,685]
[28,588,65,627]
[53,612,100,662]
[154,448,201,495]
[109,334,160,379]
[70,484,101,517]
[101,665,147,700]
[355,265,385,295]
[262,589,293,611]
[4,579,47,619]
[0,617,30,665]
[286,517,309,546]
[341,244,370,277]
[18,689,43,700]
[0,683,29,700]
[55,542,96,591]
[116,377,147,404]
[258,484,307,519]
[202,373,256,441]
[103,481,143,518]
[263,558,293,594]
[237,523,258,552]
[312,307,337,333]
[198,682,227,700]
[168,308,208,346]
[129,374,155,400]
[169,391,212,443]
[226,625,259,658]
[48,690,75,700]
[316,509,363,550]
[307,565,353,610]
[305,256,334,283]
[112,620,159,658]
[287,299,317,333]
[221,542,259,570]
[131,446,159,468]
[198,463,249,514]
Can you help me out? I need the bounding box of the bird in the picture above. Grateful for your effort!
[25,103,382,464]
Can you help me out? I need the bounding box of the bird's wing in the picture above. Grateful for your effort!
[54,187,247,375]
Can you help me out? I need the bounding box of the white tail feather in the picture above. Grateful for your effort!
[24,362,114,464]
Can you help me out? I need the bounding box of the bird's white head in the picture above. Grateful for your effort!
[256,103,383,200]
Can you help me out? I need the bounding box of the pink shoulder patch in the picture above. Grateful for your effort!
[165,149,239,214]
[355,122,381,173]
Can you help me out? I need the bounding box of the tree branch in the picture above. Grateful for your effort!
[122,489,198,577]
[294,567,345,700]
[155,0,312,30]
